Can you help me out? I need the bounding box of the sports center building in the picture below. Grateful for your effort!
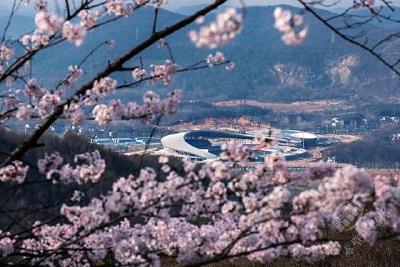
[160,129,317,162]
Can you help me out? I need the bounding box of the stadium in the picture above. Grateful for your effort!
[160,129,317,162]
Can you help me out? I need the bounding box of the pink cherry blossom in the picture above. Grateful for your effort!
[0,44,13,61]
[15,104,34,120]
[62,21,87,46]
[38,150,105,184]
[0,161,28,184]
[20,32,50,50]
[24,78,45,98]
[207,51,225,66]
[0,233,14,257]
[37,92,61,118]
[274,7,308,45]
[105,0,134,16]
[132,68,147,81]
[189,8,242,49]
[66,65,83,86]
[151,60,177,85]
[35,10,64,35]
[78,10,101,28]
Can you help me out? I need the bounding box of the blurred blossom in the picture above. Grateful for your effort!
[274,7,308,45]
[189,8,242,49]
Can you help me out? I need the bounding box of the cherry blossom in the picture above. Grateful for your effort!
[37,92,61,118]
[8,149,400,266]
[65,65,83,86]
[207,51,225,66]
[92,90,181,126]
[0,161,29,184]
[0,232,14,257]
[71,190,84,202]
[37,150,105,184]
[33,0,47,10]
[189,8,243,49]
[92,101,124,126]
[78,9,101,28]
[225,62,236,71]
[62,21,87,47]
[24,78,44,98]
[88,77,117,98]
[105,0,134,16]
[15,104,34,120]
[4,96,19,109]
[274,7,308,45]
[65,102,85,125]
[132,67,147,81]
[0,44,13,62]
[20,32,50,50]
[34,10,64,36]
[151,60,177,85]
[220,143,252,162]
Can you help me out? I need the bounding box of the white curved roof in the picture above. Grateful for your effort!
[161,131,218,159]
[289,132,317,139]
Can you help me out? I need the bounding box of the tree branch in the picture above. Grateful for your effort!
[2,0,228,166]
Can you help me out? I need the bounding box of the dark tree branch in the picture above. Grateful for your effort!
[1,0,19,43]
[2,0,228,166]
[296,0,400,77]
[152,7,159,34]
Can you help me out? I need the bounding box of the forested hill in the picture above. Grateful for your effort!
[1,5,398,102]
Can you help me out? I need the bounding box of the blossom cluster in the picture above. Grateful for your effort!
[353,0,375,8]
[105,0,134,16]
[19,152,344,265]
[65,65,84,87]
[92,89,181,126]
[189,8,243,49]
[0,231,14,257]
[274,7,308,45]
[207,51,225,66]
[0,161,29,184]
[37,150,106,184]
[132,67,147,81]
[150,60,178,85]
[0,44,13,63]
[4,142,400,266]
[220,143,252,162]
[26,3,102,49]
[131,53,233,85]
[15,77,62,120]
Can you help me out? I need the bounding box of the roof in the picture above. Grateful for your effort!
[161,131,218,159]
[281,130,317,140]
[161,129,313,160]
[161,130,254,160]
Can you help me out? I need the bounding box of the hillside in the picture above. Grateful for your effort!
[0,15,33,38]
[9,5,400,103]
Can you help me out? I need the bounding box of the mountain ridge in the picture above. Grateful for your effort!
[4,5,399,103]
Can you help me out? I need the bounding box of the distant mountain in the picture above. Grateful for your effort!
[0,15,33,38]
[331,6,400,28]
[13,5,399,103]
[172,4,210,15]
[0,7,10,18]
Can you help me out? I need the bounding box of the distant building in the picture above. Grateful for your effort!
[161,129,313,162]
[280,130,318,148]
